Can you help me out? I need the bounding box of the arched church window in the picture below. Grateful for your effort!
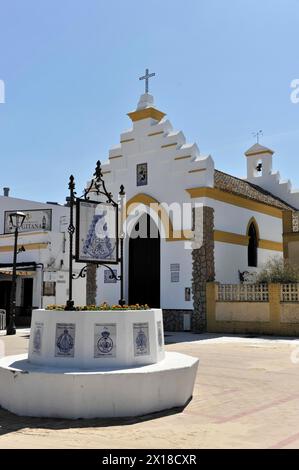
[248,221,258,267]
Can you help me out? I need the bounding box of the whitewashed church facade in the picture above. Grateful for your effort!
[90,91,299,331]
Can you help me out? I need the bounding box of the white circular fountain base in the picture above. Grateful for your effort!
[0,352,199,419]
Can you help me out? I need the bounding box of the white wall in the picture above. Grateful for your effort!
[0,195,68,234]
[96,238,192,310]
[0,195,86,308]
[42,270,86,308]
[215,242,283,283]
[204,197,283,242]
[160,240,192,309]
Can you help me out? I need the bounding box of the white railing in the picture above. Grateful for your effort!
[281,284,299,302]
[217,284,269,302]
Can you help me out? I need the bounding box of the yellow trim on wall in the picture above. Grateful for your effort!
[102,170,111,175]
[259,239,283,251]
[0,231,48,239]
[120,138,134,143]
[0,242,48,253]
[148,130,164,137]
[283,232,299,242]
[214,230,249,246]
[161,142,177,149]
[126,193,174,240]
[186,187,283,219]
[188,168,206,174]
[169,230,194,242]
[127,107,166,122]
[125,193,192,242]
[206,282,299,337]
[174,155,191,161]
[245,149,274,157]
[214,229,283,251]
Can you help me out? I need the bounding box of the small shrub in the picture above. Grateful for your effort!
[46,303,150,311]
[256,257,299,284]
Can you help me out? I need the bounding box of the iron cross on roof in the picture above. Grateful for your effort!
[252,130,263,144]
[139,68,155,93]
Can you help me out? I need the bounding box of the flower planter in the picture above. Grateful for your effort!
[29,308,165,369]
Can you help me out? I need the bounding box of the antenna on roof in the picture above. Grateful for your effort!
[252,130,263,144]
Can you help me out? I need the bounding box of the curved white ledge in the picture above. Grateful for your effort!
[0,352,199,419]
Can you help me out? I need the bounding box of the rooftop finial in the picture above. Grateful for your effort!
[139,68,155,94]
[252,130,263,144]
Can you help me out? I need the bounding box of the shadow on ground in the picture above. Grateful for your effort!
[164,331,299,345]
[164,332,226,344]
[0,398,191,437]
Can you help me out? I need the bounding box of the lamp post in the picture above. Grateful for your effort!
[118,185,126,307]
[7,211,26,335]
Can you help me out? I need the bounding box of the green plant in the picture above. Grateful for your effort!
[46,303,150,311]
[256,257,299,284]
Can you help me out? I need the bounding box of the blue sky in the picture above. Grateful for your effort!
[0,0,299,203]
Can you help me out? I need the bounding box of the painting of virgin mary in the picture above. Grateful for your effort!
[76,200,118,263]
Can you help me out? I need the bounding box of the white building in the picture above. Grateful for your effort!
[0,190,86,325]
[90,92,299,331]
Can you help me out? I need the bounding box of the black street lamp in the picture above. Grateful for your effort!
[7,211,26,335]
[118,184,126,307]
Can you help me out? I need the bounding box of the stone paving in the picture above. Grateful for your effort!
[1,329,299,448]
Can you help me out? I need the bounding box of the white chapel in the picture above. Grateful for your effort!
[89,86,299,331]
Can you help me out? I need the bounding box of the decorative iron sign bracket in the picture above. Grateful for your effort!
[65,161,125,310]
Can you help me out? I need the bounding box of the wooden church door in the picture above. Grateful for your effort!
[129,214,160,308]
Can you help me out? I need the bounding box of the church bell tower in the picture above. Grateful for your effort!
[245,143,274,182]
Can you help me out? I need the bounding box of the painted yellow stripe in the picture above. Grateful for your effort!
[167,229,194,242]
[259,239,283,251]
[245,149,274,157]
[161,142,178,149]
[0,242,48,252]
[283,232,299,242]
[174,155,191,161]
[214,230,283,251]
[186,187,283,219]
[148,130,164,137]
[102,170,111,175]
[127,107,166,122]
[188,168,206,174]
[214,230,249,246]
[0,231,48,239]
[125,193,193,242]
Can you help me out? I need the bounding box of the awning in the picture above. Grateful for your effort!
[0,268,35,276]
[0,262,41,277]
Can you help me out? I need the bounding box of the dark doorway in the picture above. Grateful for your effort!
[129,214,160,307]
[22,278,33,313]
[0,281,11,312]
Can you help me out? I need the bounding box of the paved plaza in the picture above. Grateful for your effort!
[1,329,299,449]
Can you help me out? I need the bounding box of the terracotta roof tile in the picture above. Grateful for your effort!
[214,170,295,211]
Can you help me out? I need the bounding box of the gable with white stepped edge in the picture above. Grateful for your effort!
[100,92,214,209]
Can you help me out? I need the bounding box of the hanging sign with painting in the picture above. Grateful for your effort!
[75,199,118,264]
